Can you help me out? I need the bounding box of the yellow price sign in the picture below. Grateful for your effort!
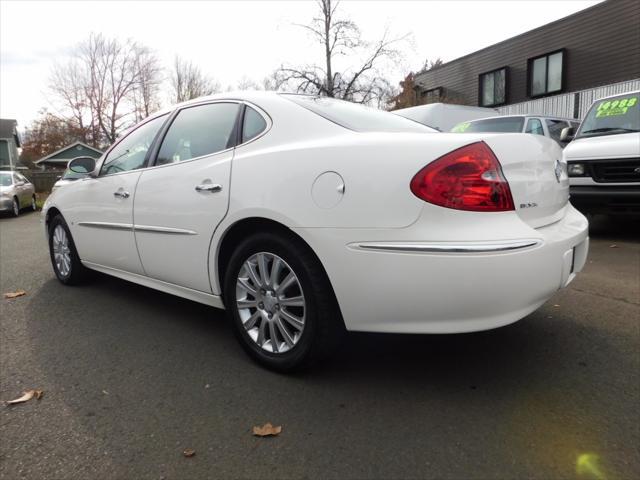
[596,96,638,118]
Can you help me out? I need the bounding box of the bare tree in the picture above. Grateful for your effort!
[132,47,163,122]
[170,56,220,103]
[274,0,404,106]
[235,75,262,91]
[49,33,161,147]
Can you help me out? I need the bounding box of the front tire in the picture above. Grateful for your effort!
[223,232,343,372]
[31,195,37,211]
[48,214,89,285]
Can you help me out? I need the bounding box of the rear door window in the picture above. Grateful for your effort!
[525,118,544,135]
[156,103,240,166]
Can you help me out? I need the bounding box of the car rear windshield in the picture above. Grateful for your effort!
[576,93,640,139]
[282,95,436,133]
[452,117,525,133]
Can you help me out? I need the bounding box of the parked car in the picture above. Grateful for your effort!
[451,115,581,147]
[561,90,640,215]
[43,92,588,371]
[51,165,92,192]
[0,171,36,216]
[393,103,498,131]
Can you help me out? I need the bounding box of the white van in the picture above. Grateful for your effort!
[562,90,640,215]
[392,103,498,132]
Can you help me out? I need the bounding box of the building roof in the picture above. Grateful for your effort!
[0,119,21,147]
[34,141,103,165]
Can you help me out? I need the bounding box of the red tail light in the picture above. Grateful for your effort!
[410,141,515,212]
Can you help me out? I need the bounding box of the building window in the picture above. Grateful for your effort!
[479,68,506,107]
[529,50,564,97]
[421,87,442,103]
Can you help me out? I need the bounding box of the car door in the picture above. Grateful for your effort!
[12,173,26,205]
[133,101,242,292]
[16,173,33,203]
[64,114,168,274]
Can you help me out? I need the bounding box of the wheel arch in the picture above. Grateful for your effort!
[44,206,63,231]
[214,217,340,313]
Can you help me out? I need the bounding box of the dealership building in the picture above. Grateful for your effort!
[413,0,640,119]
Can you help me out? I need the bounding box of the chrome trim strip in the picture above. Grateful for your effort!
[134,225,198,235]
[352,239,542,253]
[77,221,197,235]
[77,221,133,231]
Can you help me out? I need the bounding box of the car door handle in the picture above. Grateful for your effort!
[113,190,130,199]
[195,184,222,193]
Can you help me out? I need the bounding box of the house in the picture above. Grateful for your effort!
[34,141,103,171]
[413,0,640,119]
[0,119,25,171]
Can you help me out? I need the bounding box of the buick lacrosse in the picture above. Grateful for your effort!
[43,92,589,370]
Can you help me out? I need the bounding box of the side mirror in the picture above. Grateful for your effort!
[68,156,96,176]
[560,126,575,143]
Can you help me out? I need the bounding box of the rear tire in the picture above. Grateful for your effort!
[48,214,89,285]
[223,231,344,372]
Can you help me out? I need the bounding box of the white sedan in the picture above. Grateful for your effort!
[43,92,589,371]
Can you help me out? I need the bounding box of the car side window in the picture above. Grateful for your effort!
[242,106,267,143]
[545,119,567,142]
[525,118,544,135]
[101,114,168,176]
[17,173,29,183]
[156,103,240,166]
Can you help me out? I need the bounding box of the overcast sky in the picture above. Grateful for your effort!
[1,0,601,127]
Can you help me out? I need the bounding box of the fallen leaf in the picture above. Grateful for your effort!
[253,423,282,437]
[102,390,109,395]
[553,304,560,307]
[3,290,26,299]
[6,389,43,405]
[183,448,196,458]
[609,244,618,248]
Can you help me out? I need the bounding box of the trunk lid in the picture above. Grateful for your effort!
[480,133,570,228]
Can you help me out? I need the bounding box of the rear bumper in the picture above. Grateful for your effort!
[295,205,589,334]
[570,185,640,214]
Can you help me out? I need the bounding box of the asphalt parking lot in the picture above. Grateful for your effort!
[1,211,638,480]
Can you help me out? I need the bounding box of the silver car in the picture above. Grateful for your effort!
[0,171,36,217]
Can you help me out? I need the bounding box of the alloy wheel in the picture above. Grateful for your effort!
[235,252,306,354]
[52,225,72,277]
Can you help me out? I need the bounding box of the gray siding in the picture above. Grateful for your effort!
[497,78,640,119]
[414,0,640,107]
